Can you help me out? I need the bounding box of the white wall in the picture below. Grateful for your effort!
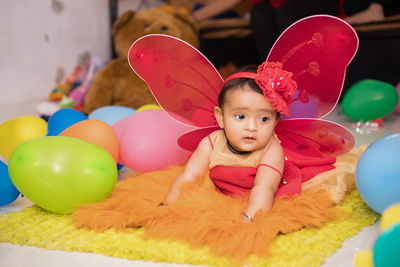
[0,0,111,105]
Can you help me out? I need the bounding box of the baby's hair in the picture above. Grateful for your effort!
[218,65,262,108]
[218,64,281,119]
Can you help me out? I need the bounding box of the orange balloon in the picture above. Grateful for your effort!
[59,119,119,163]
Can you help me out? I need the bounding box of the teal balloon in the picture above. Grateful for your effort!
[342,79,399,121]
[373,223,400,267]
[8,136,117,214]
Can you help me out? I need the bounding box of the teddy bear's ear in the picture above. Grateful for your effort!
[173,7,198,32]
[112,10,136,36]
[157,4,198,32]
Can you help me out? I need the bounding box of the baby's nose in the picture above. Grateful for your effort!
[245,118,257,131]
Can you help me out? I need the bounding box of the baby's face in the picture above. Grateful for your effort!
[216,86,278,153]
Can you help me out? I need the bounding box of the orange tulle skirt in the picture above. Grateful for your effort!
[74,165,346,261]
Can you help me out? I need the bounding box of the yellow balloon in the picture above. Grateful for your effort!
[354,250,372,267]
[0,115,47,159]
[380,203,400,231]
[136,104,162,113]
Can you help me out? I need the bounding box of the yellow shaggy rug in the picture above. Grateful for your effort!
[0,189,378,267]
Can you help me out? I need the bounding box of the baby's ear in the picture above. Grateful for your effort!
[214,106,224,129]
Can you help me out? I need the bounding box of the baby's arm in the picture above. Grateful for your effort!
[242,138,284,221]
[191,0,242,22]
[164,132,215,203]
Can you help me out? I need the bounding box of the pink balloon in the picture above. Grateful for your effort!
[112,110,197,172]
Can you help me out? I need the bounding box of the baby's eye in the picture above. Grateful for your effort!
[235,114,245,120]
[260,116,269,122]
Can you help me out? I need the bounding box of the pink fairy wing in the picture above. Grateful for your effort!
[275,118,355,157]
[268,15,359,119]
[128,34,222,127]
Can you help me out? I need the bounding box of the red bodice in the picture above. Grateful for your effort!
[209,148,336,198]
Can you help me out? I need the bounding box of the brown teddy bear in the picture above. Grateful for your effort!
[83,4,199,114]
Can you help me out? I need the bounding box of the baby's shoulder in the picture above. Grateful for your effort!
[206,129,222,144]
[260,138,284,162]
[198,129,221,149]
[209,129,221,139]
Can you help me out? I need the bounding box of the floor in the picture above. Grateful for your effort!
[1,99,399,267]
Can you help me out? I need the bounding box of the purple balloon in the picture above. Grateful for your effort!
[282,92,318,119]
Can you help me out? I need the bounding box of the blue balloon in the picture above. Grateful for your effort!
[356,133,400,214]
[0,161,20,206]
[88,106,135,126]
[47,108,87,136]
[117,163,124,171]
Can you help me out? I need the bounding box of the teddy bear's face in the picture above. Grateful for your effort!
[113,8,198,58]
[136,9,186,37]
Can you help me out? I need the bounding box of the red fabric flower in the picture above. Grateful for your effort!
[254,62,297,115]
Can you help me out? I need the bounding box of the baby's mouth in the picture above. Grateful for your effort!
[243,137,256,141]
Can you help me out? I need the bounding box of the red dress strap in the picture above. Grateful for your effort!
[207,135,214,149]
[257,164,283,177]
[207,134,218,150]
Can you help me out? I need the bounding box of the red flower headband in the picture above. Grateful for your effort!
[221,62,297,116]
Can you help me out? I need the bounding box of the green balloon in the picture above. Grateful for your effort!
[342,79,399,121]
[8,136,117,214]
